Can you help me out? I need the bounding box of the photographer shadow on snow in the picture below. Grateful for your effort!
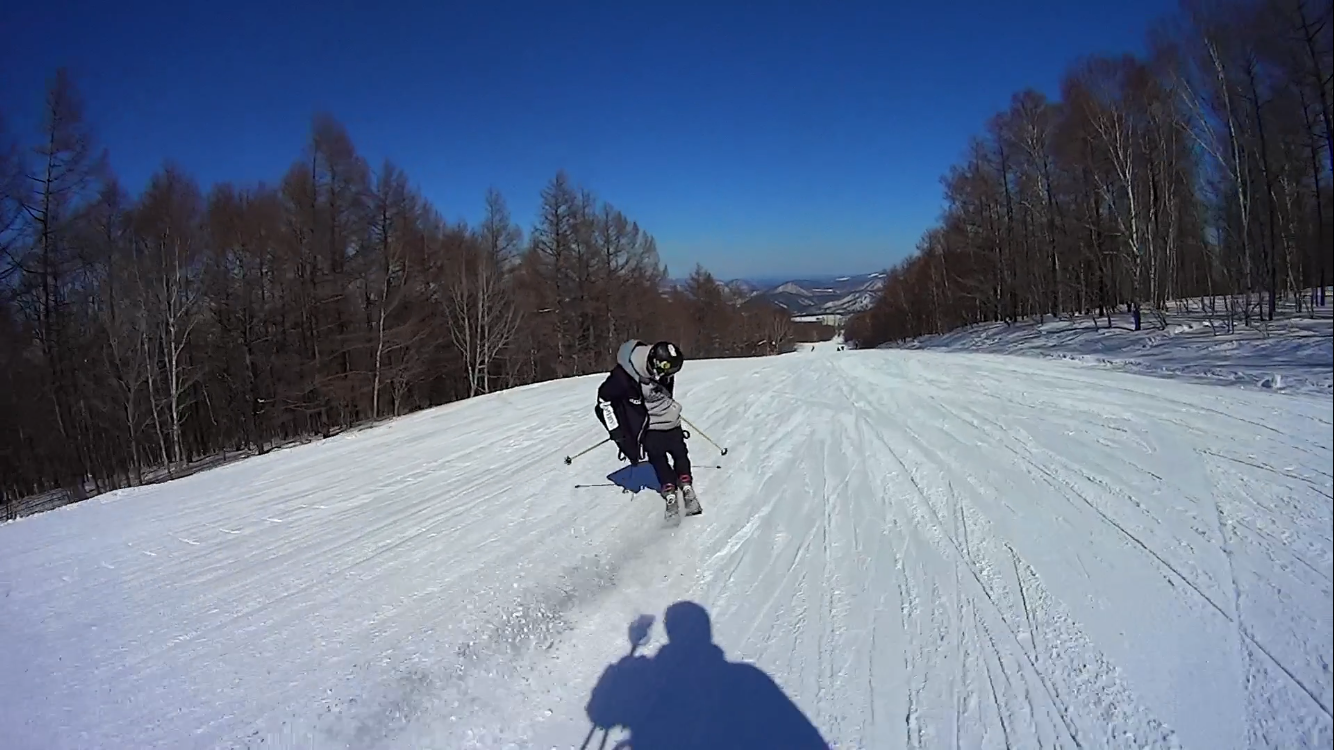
[607,463,663,493]
[584,600,831,749]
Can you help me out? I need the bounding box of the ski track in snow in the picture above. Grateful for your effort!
[1,342,1331,749]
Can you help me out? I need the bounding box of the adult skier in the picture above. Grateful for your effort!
[594,339,702,520]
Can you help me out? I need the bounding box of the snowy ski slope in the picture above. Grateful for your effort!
[1,340,1331,749]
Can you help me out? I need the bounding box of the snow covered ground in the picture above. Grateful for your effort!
[2,339,1331,749]
[887,296,1333,397]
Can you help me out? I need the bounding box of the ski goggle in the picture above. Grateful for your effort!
[652,358,679,376]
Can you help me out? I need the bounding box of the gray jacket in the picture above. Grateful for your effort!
[617,340,682,431]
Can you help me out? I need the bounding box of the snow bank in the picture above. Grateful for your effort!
[887,294,1333,397]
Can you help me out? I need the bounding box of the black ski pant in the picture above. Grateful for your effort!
[641,426,691,490]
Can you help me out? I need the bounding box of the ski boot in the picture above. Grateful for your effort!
[660,483,680,524]
[679,474,702,516]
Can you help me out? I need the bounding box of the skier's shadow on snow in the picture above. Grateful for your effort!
[607,463,663,493]
[584,600,831,749]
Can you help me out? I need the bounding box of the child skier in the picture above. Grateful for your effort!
[594,339,702,520]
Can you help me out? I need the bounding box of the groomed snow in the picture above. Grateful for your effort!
[2,340,1331,749]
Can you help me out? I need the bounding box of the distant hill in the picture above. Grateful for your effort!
[667,272,886,317]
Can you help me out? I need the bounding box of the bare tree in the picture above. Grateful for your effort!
[87,180,150,480]
[444,187,522,397]
[133,164,206,464]
[14,69,108,488]
[362,160,421,417]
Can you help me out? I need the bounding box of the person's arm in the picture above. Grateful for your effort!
[595,374,642,462]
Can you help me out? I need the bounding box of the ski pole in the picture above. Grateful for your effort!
[564,437,610,465]
[681,416,728,456]
[579,719,599,749]
[574,482,632,494]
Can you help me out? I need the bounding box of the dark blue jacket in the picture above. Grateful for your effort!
[595,359,675,462]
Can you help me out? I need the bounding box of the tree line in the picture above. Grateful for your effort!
[0,71,795,505]
[848,0,1331,347]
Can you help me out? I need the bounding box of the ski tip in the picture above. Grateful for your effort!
[563,456,572,465]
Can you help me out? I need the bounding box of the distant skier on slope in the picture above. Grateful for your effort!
[594,339,702,520]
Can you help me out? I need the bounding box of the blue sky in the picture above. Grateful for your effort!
[1,0,1176,279]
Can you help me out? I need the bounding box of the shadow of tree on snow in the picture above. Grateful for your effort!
[584,600,831,749]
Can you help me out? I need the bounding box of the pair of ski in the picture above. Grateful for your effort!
[662,486,702,527]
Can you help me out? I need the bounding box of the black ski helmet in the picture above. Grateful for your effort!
[647,341,684,379]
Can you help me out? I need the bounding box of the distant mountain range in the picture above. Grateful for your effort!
[668,272,887,317]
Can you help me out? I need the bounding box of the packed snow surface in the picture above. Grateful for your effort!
[2,340,1331,749]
